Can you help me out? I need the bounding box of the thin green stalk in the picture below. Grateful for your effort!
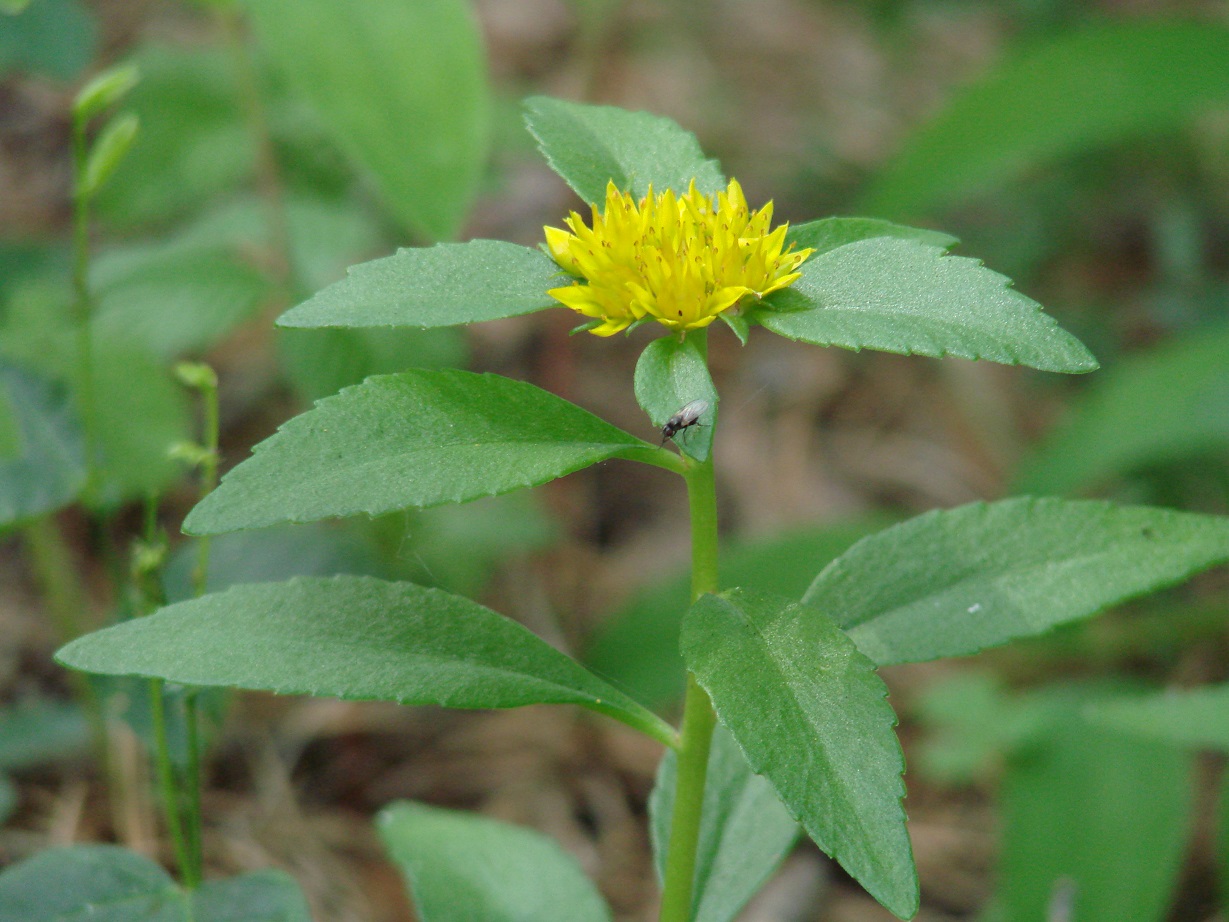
[189,369,219,598]
[659,421,721,921]
[70,117,98,497]
[150,679,197,888]
[183,692,204,881]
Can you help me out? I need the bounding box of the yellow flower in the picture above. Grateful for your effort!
[544,179,813,336]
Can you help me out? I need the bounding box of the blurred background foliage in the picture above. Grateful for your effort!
[1,0,1228,919]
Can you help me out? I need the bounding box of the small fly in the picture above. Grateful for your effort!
[660,399,709,446]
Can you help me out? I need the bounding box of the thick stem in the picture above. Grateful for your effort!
[659,447,721,921]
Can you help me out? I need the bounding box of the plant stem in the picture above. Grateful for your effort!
[190,369,219,598]
[659,410,721,921]
[70,116,98,498]
[150,679,197,888]
[183,692,204,881]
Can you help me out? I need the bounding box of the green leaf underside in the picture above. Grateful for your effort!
[633,337,718,462]
[650,724,800,922]
[277,240,560,330]
[681,589,917,919]
[860,21,1229,216]
[183,369,654,536]
[378,801,612,922]
[242,0,489,242]
[803,497,1229,666]
[0,361,86,526]
[1089,683,1229,751]
[758,238,1096,372]
[56,576,674,746]
[785,217,957,258]
[191,870,312,922]
[524,96,725,205]
[1013,321,1229,495]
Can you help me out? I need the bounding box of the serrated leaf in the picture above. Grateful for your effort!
[524,96,725,205]
[633,337,717,462]
[276,240,559,330]
[681,589,917,919]
[378,801,612,922]
[0,845,184,921]
[650,724,799,922]
[183,369,658,535]
[242,0,488,241]
[786,217,957,257]
[1087,682,1229,751]
[191,870,311,922]
[56,575,675,746]
[756,237,1096,372]
[803,497,1229,666]
[1013,321,1229,495]
[0,360,85,526]
[860,21,1229,216]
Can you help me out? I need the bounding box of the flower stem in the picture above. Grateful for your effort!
[659,422,721,921]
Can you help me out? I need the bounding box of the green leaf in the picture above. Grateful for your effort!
[1087,682,1229,751]
[633,337,717,462]
[650,724,799,922]
[56,575,676,746]
[524,96,725,205]
[80,113,140,200]
[276,240,559,330]
[242,0,489,241]
[0,360,85,526]
[0,699,91,769]
[191,870,311,922]
[681,589,917,920]
[0,0,96,81]
[0,845,184,921]
[1013,321,1229,495]
[756,238,1097,373]
[378,801,611,922]
[785,217,957,257]
[860,21,1229,216]
[804,497,1229,666]
[73,61,139,122]
[586,517,892,709]
[999,694,1191,922]
[0,775,14,825]
[183,369,658,535]
[0,1,31,14]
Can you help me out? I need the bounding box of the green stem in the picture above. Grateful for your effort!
[183,692,204,881]
[70,117,98,497]
[190,370,219,598]
[150,679,197,888]
[659,446,721,921]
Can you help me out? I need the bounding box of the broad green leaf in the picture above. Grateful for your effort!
[191,870,311,922]
[80,112,139,199]
[276,240,559,330]
[682,589,917,920]
[633,336,717,462]
[756,238,1097,373]
[0,0,96,80]
[524,96,725,205]
[0,844,183,921]
[183,369,660,536]
[786,217,956,257]
[0,360,85,526]
[0,699,90,769]
[73,61,139,122]
[56,575,676,746]
[1000,695,1191,922]
[802,497,1229,665]
[243,0,489,241]
[378,801,612,922]
[1087,682,1229,751]
[860,21,1229,217]
[585,517,891,708]
[650,724,799,922]
[0,1,31,14]
[1013,322,1229,495]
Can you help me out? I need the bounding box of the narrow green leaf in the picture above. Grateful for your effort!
[524,96,725,205]
[682,589,917,920]
[0,845,184,922]
[378,801,612,922]
[650,724,799,922]
[56,576,676,746]
[860,21,1229,216]
[276,240,559,330]
[0,360,85,526]
[633,337,718,462]
[785,217,957,257]
[803,497,1229,666]
[73,61,139,122]
[80,113,139,199]
[1000,696,1191,922]
[184,369,662,536]
[191,870,311,922]
[242,0,489,241]
[756,238,1097,373]
[1088,682,1229,752]
[1013,321,1229,495]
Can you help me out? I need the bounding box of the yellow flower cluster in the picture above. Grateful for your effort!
[544,179,812,336]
